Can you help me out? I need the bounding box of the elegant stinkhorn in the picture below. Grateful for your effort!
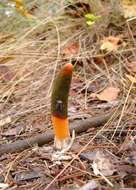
[51,63,73,151]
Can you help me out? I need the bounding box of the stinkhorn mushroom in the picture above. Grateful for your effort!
[51,63,73,151]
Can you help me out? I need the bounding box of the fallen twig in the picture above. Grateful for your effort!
[0,113,112,154]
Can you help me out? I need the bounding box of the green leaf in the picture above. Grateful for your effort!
[85,13,100,21]
[86,20,95,26]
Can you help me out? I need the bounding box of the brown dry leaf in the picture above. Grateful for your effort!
[100,36,121,52]
[121,0,136,18]
[92,150,116,176]
[2,125,24,136]
[97,86,120,102]
[0,65,14,82]
[126,74,136,83]
[62,42,79,56]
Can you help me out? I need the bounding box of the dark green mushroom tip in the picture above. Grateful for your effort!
[51,63,73,119]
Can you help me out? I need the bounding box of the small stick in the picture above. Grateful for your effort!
[0,113,112,155]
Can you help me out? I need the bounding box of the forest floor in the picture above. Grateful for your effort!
[0,1,136,190]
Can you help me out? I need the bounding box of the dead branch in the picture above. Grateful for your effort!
[0,113,112,154]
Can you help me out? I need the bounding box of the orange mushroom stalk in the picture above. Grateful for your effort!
[51,63,73,150]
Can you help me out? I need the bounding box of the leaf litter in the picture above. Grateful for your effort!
[100,36,122,52]
[96,86,120,102]
[0,0,136,189]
